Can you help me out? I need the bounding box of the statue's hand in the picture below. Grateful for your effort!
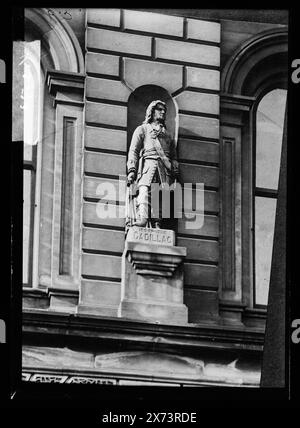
[172,162,179,179]
[127,171,136,186]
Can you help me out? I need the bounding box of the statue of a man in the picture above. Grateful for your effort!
[126,100,179,229]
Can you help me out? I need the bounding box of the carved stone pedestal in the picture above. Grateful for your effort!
[118,227,188,325]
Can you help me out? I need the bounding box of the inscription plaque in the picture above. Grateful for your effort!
[126,226,175,246]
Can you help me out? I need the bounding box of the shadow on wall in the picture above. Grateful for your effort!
[127,84,177,147]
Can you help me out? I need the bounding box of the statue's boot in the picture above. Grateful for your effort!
[133,218,148,227]
[152,219,161,229]
[133,202,148,227]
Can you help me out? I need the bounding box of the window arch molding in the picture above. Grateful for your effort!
[221,27,288,96]
[25,8,84,74]
[219,27,288,326]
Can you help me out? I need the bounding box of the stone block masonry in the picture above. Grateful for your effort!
[87,28,152,57]
[80,9,221,322]
[155,39,220,67]
[123,10,184,37]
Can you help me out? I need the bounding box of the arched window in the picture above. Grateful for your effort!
[220,28,287,326]
[254,88,287,305]
[19,8,85,301]
[22,40,43,287]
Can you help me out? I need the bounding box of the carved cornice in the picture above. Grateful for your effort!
[21,367,258,387]
[125,241,186,277]
[46,69,85,98]
[23,286,79,299]
[22,308,265,354]
[244,307,267,319]
[21,354,260,386]
[48,288,79,298]
[22,287,49,298]
[220,93,255,112]
[22,287,79,311]
[219,299,247,311]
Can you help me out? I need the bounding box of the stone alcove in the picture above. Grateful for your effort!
[127,84,178,232]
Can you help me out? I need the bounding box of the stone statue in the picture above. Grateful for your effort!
[126,100,179,230]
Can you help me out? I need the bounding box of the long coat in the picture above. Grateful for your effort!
[127,123,179,187]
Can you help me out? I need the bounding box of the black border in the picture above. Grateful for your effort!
[2,2,300,414]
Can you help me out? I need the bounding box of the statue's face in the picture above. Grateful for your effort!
[153,103,166,122]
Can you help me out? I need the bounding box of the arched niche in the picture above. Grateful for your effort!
[127,85,178,231]
[221,28,288,97]
[127,84,178,151]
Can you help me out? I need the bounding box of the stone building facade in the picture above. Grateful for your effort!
[20,8,288,387]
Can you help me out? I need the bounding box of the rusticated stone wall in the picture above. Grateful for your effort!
[80,9,221,323]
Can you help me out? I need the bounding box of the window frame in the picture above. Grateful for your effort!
[251,86,287,308]
[22,40,44,288]
[220,28,288,326]
[23,148,37,287]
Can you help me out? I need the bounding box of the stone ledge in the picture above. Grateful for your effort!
[244,307,267,317]
[220,93,256,112]
[22,287,80,312]
[125,240,186,277]
[22,287,49,298]
[219,299,246,311]
[48,288,79,313]
[23,292,50,310]
[22,348,261,387]
[77,303,119,317]
[22,309,265,354]
[243,307,267,329]
[46,69,85,97]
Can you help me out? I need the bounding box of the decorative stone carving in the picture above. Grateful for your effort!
[66,377,116,385]
[30,374,68,383]
[22,373,32,381]
[125,236,185,277]
[126,226,175,246]
[118,226,188,324]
